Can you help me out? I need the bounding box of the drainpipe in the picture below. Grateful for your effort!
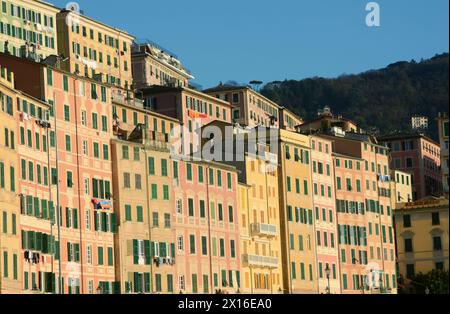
[45,115,54,290]
[73,77,85,294]
[143,125,154,294]
[205,165,213,293]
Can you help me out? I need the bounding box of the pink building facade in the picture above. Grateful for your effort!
[380,134,442,200]
[173,159,241,293]
[1,53,118,294]
[310,136,340,294]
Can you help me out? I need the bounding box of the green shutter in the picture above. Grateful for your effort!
[144,240,151,264]
[73,209,78,229]
[133,240,139,264]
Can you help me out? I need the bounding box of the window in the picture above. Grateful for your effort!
[189,235,196,254]
[125,205,132,221]
[67,171,73,188]
[433,236,442,251]
[406,158,413,168]
[101,116,108,132]
[122,146,129,159]
[161,159,168,177]
[406,264,415,279]
[186,163,192,181]
[148,157,155,175]
[432,212,440,225]
[65,135,71,152]
[64,105,70,121]
[403,215,411,228]
[63,75,69,91]
[123,173,131,189]
[404,238,413,252]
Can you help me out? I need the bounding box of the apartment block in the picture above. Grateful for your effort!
[139,86,232,155]
[199,122,283,293]
[297,108,397,294]
[0,66,20,293]
[173,159,241,294]
[279,107,303,132]
[0,52,118,294]
[0,0,59,60]
[131,42,193,89]
[325,134,397,294]
[278,130,317,294]
[203,84,281,129]
[56,9,134,89]
[111,116,178,294]
[310,135,340,294]
[394,197,449,293]
[379,133,442,200]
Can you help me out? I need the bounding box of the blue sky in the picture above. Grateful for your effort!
[52,0,449,88]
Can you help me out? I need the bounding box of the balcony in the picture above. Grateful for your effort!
[242,254,278,269]
[112,90,144,109]
[251,223,277,238]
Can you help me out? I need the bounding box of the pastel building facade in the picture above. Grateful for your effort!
[203,85,281,129]
[16,87,55,294]
[131,42,193,89]
[0,53,118,294]
[111,115,178,294]
[173,159,240,294]
[278,130,317,294]
[0,66,20,293]
[279,107,303,132]
[379,133,442,200]
[325,134,397,294]
[310,135,340,294]
[394,197,449,293]
[0,0,59,60]
[200,122,283,293]
[390,170,413,208]
[56,9,134,89]
[139,86,232,155]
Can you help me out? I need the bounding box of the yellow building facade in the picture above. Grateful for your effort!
[239,152,283,293]
[56,9,134,89]
[395,197,449,290]
[0,0,59,60]
[391,170,413,208]
[111,102,180,294]
[278,129,317,294]
[0,66,20,293]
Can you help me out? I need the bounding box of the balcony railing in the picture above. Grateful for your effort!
[242,254,278,269]
[251,223,277,238]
